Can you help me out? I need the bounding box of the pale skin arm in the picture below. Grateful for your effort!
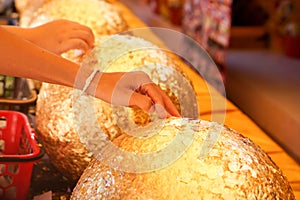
[0,21,180,117]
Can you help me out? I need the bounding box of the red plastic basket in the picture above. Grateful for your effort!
[0,110,43,200]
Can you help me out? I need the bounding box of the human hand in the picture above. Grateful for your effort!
[25,19,95,54]
[82,70,180,118]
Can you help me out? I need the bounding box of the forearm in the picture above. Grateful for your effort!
[1,25,29,38]
[0,26,79,88]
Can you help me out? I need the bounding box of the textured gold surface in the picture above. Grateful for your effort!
[28,0,127,37]
[36,84,92,182]
[71,118,295,200]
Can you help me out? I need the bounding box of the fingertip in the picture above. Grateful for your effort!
[164,101,181,118]
[87,32,95,48]
[165,112,172,118]
[129,92,153,112]
[172,109,181,117]
[166,110,180,118]
[75,39,90,51]
[152,103,170,119]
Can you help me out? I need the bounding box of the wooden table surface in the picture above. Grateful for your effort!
[111,1,300,198]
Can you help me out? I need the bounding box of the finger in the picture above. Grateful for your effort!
[152,103,170,119]
[129,91,170,119]
[59,38,89,53]
[70,21,94,36]
[159,90,181,117]
[136,84,173,118]
[129,91,154,112]
[69,29,95,48]
[140,84,180,117]
[69,21,95,45]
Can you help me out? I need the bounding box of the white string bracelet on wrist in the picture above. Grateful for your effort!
[81,68,100,95]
